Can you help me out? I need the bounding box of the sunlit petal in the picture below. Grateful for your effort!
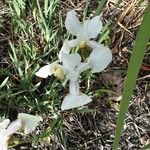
[18,113,43,134]
[59,39,78,61]
[0,143,8,150]
[78,16,102,41]
[0,130,8,150]
[7,119,21,135]
[65,10,82,36]
[87,16,102,39]
[69,81,79,95]
[88,40,101,49]
[0,119,10,129]
[35,64,53,78]
[61,94,92,111]
[61,53,81,72]
[78,20,89,41]
[88,44,112,73]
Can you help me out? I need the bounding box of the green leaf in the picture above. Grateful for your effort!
[94,0,108,16]
[0,77,9,88]
[44,0,49,17]
[13,0,21,16]
[112,3,150,150]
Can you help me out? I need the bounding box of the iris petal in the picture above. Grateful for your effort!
[35,64,54,78]
[7,119,21,135]
[88,44,112,73]
[18,113,42,134]
[61,94,92,110]
[65,10,82,36]
[61,53,81,72]
[87,16,103,39]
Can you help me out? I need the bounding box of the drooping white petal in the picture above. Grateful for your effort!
[87,16,103,39]
[61,94,92,111]
[59,39,78,61]
[0,119,21,150]
[0,119,10,129]
[0,130,8,150]
[69,81,79,95]
[88,45,112,73]
[18,113,43,134]
[35,64,53,78]
[65,10,82,36]
[7,119,21,135]
[0,142,8,150]
[61,53,81,72]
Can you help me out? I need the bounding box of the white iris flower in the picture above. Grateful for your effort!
[18,113,43,134]
[65,10,103,48]
[35,53,92,110]
[0,119,21,150]
[35,10,112,110]
[35,47,111,110]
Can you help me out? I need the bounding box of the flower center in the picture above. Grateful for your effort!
[52,64,65,81]
[79,41,86,48]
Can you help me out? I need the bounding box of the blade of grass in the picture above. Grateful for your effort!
[94,0,123,17]
[83,0,89,20]
[0,77,9,88]
[112,3,150,150]
[94,0,108,16]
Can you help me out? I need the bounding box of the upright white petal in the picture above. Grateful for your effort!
[61,94,92,111]
[7,119,21,135]
[18,113,43,134]
[87,16,103,39]
[62,53,81,72]
[0,119,10,129]
[88,45,112,73]
[65,10,82,36]
[35,64,53,78]
[78,16,102,42]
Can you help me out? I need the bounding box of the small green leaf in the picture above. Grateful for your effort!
[0,77,9,88]
[112,3,150,150]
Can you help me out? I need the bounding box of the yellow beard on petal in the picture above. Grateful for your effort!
[79,41,86,48]
[78,41,91,61]
[52,63,65,81]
